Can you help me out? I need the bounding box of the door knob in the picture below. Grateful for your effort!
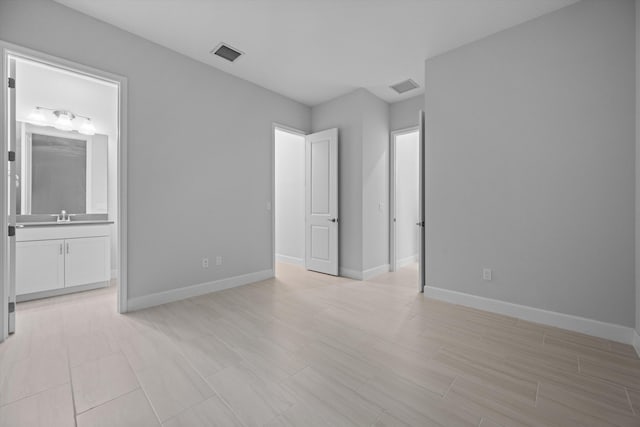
[328,218,338,223]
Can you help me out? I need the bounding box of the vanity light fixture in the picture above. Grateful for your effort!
[79,118,96,136]
[27,106,96,135]
[27,107,47,126]
[53,110,75,131]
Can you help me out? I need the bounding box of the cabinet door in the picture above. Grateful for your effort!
[65,236,110,287]
[16,240,65,295]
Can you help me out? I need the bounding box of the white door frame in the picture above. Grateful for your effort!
[270,123,307,274]
[0,41,129,342]
[389,126,419,272]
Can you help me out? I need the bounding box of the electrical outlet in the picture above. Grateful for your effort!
[482,268,492,281]
[202,258,209,269]
[216,256,223,266]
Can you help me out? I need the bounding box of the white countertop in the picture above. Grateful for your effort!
[17,220,114,228]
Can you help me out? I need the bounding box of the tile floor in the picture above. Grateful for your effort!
[0,263,639,426]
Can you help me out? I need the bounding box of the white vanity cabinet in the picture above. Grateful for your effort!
[16,224,111,300]
[16,239,65,295]
[64,236,110,287]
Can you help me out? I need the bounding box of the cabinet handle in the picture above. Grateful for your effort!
[59,243,63,255]
[66,243,69,254]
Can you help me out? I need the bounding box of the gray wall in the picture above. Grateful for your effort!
[362,91,390,271]
[389,95,423,132]
[311,90,364,273]
[425,0,636,326]
[0,0,311,300]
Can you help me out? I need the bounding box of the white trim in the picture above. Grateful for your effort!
[633,330,640,357]
[127,269,274,312]
[339,264,391,281]
[424,286,636,345]
[275,254,304,266]
[397,254,418,268]
[339,267,363,280]
[111,269,118,279]
[1,50,9,340]
[363,264,390,280]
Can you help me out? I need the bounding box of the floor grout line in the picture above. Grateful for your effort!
[625,387,635,415]
[65,342,79,427]
[441,376,457,400]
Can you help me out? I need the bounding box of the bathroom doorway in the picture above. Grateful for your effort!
[0,42,128,341]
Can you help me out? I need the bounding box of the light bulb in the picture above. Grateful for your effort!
[54,111,74,131]
[27,107,47,126]
[79,119,96,136]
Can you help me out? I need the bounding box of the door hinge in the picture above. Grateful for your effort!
[8,151,15,162]
[8,302,15,313]
[7,77,15,89]
[8,225,15,237]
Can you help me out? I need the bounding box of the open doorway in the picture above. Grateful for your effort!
[390,127,420,281]
[1,43,127,342]
[273,126,306,276]
[272,125,339,278]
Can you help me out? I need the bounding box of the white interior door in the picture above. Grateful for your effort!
[7,57,16,333]
[305,128,338,275]
[418,110,426,292]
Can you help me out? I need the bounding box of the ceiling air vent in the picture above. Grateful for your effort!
[211,43,243,63]
[390,79,419,94]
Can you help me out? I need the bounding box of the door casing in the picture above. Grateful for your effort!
[0,41,129,342]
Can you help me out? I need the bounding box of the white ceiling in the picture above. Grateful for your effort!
[16,58,118,136]
[54,0,579,106]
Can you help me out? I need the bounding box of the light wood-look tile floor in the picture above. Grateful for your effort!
[1,262,639,426]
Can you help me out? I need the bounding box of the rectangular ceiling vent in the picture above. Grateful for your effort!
[211,43,243,63]
[390,79,419,94]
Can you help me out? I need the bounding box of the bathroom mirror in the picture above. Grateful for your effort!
[16,122,108,215]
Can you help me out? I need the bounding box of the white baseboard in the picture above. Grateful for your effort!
[339,267,363,280]
[397,255,418,269]
[633,330,640,357]
[424,286,636,346]
[127,269,274,312]
[275,254,304,266]
[363,264,390,280]
[339,264,390,281]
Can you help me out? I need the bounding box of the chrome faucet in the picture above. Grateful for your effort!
[57,210,69,223]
